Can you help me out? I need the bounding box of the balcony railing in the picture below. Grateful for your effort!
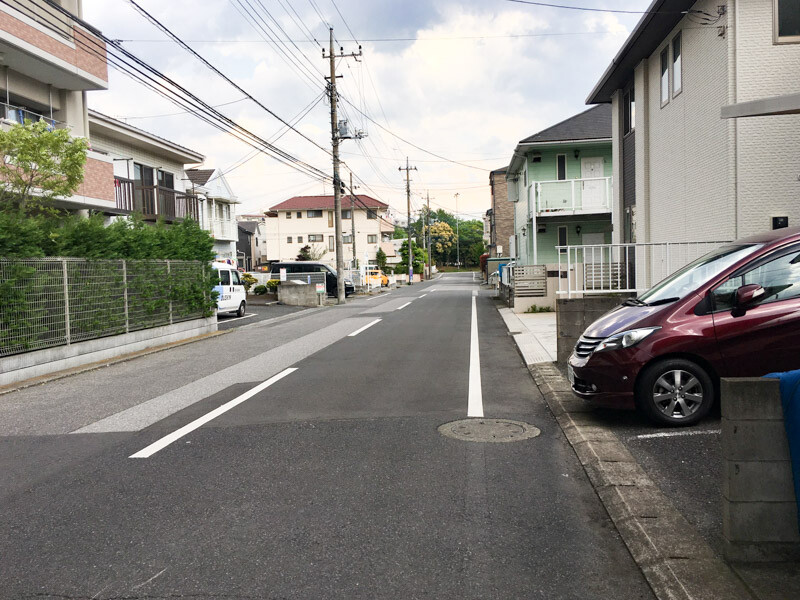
[207,218,237,240]
[114,177,199,222]
[0,102,62,129]
[534,176,612,215]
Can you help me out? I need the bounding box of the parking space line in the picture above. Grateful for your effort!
[468,295,483,418]
[348,319,382,337]
[129,368,298,459]
[218,313,257,322]
[396,302,412,310]
[633,429,721,440]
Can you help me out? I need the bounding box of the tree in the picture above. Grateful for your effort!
[376,247,387,272]
[428,221,455,265]
[296,244,327,261]
[393,225,407,239]
[0,120,88,210]
[397,240,428,275]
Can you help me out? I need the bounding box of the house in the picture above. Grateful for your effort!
[265,195,394,267]
[88,111,205,227]
[237,221,261,271]
[0,0,114,212]
[238,212,275,263]
[487,167,514,258]
[506,104,613,266]
[587,0,800,247]
[185,168,239,264]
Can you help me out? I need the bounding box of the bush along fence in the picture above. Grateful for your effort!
[0,257,216,357]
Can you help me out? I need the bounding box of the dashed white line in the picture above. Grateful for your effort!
[129,368,297,458]
[348,319,382,337]
[396,301,412,310]
[468,295,483,418]
[634,429,721,440]
[419,294,427,298]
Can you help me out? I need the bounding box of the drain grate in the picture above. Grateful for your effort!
[438,418,541,443]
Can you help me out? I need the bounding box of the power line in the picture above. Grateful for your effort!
[506,0,722,22]
[328,0,359,44]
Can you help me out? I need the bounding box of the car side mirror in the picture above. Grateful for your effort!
[735,284,764,307]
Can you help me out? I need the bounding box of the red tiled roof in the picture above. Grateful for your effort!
[270,194,388,211]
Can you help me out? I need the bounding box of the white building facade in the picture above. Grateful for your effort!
[185,168,239,264]
[266,195,394,267]
[588,0,800,245]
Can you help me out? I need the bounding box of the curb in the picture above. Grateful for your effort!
[527,362,753,600]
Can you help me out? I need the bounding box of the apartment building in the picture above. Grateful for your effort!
[587,0,800,245]
[185,168,239,264]
[266,195,394,267]
[0,0,113,210]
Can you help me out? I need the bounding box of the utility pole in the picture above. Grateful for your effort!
[399,157,417,285]
[426,191,432,279]
[349,171,358,268]
[323,28,361,303]
[454,192,460,268]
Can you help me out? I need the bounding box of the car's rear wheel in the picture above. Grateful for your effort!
[635,358,714,427]
[236,301,246,318]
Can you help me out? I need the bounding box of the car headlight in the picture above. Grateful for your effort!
[595,327,661,353]
[344,279,353,285]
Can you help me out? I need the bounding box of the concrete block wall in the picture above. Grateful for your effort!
[277,283,323,307]
[721,377,800,562]
[555,296,628,364]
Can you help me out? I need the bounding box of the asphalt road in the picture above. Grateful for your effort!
[217,302,307,330]
[0,274,655,600]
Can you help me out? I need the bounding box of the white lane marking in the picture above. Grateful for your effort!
[468,295,484,418]
[129,368,297,458]
[131,568,168,590]
[218,313,257,322]
[634,429,721,440]
[396,301,412,310]
[364,293,388,301]
[348,319,382,337]
[419,294,427,298]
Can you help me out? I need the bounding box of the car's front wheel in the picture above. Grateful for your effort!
[236,301,246,318]
[635,358,714,426]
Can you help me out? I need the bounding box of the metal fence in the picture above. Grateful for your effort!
[267,271,327,287]
[0,258,211,357]
[555,240,730,297]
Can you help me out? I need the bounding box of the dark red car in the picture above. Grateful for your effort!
[568,226,800,426]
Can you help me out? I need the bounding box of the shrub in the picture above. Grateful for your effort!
[266,279,279,292]
[524,304,553,313]
[241,272,257,291]
[253,284,267,295]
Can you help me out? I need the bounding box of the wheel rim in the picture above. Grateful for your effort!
[652,369,704,419]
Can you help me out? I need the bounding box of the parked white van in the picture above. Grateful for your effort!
[212,262,247,317]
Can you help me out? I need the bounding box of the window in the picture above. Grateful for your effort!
[558,225,567,254]
[623,88,635,135]
[287,236,293,243]
[308,234,323,242]
[775,0,800,43]
[342,209,352,219]
[382,232,392,242]
[367,234,377,244]
[343,235,352,244]
[328,236,335,251]
[672,33,682,96]
[307,210,323,218]
[660,47,670,105]
[556,155,567,181]
[219,269,230,285]
[297,236,303,244]
[712,247,800,311]
[328,211,333,227]
[523,167,528,188]
[157,170,174,190]
[367,209,377,219]
[231,270,242,286]
[296,211,302,219]
[286,212,291,219]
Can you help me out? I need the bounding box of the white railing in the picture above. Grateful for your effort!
[535,176,612,214]
[207,219,237,240]
[555,240,730,297]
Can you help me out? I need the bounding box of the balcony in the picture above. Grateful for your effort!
[114,177,199,222]
[534,176,612,216]
[207,218,237,241]
[0,102,62,129]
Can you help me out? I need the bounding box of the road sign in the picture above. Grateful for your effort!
[316,283,325,294]
[279,268,287,282]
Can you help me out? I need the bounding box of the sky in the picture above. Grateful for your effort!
[82,0,652,222]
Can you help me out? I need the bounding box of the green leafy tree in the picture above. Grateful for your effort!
[393,225,407,239]
[0,120,88,210]
[429,221,455,265]
[397,240,428,275]
[375,247,387,272]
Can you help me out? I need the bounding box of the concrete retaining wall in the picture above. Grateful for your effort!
[0,317,217,387]
[721,377,800,562]
[278,283,324,307]
[555,296,629,364]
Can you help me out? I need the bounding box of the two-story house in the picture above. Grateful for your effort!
[185,168,239,264]
[266,195,394,267]
[88,111,205,227]
[506,104,613,266]
[587,0,800,249]
[0,0,114,211]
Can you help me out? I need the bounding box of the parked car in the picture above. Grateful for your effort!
[568,226,800,426]
[212,262,247,317]
[269,261,354,297]
[367,269,389,287]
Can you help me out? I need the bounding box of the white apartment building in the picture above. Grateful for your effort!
[587,0,800,245]
[0,0,114,211]
[266,195,394,267]
[185,168,239,263]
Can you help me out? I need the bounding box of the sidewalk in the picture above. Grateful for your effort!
[497,308,556,364]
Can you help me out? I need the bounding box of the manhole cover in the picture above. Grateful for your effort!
[438,419,541,443]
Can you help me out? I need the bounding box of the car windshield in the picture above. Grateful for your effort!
[637,244,762,305]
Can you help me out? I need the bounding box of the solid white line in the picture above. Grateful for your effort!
[348,319,382,337]
[468,295,484,418]
[129,368,298,458]
[634,429,721,440]
[219,313,257,322]
[419,294,427,298]
[396,301,412,310]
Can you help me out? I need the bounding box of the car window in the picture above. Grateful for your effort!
[712,248,800,311]
[219,270,230,285]
[231,270,242,286]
